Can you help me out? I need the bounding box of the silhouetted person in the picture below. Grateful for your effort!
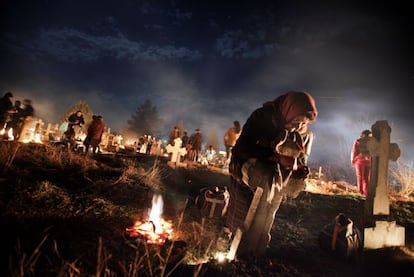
[205,144,216,165]
[5,100,23,140]
[188,128,203,162]
[84,115,105,154]
[224,120,241,159]
[0,92,14,130]
[181,131,189,147]
[181,131,189,161]
[168,126,180,146]
[18,99,35,142]
[65,110,85,145]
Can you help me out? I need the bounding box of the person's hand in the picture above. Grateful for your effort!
[292,165,310,179]
[275,131,305,159]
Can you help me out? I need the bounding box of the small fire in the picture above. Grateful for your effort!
[126,194,173,245]
[0,127,14,140]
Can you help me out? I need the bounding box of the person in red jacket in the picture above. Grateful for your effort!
[351,129,372,196]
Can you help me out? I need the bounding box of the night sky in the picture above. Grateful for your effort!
[1,0,413,165]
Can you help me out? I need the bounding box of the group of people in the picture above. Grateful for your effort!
[168,126,204,162]
[63,110,106,154]
[0,92,35,142]
[1,88,374,260]
[166,120,242,165]
[0,94,106,155]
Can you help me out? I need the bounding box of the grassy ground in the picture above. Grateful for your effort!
[1,141,413,276]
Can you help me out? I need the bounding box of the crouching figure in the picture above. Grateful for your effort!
[224,91,318,259]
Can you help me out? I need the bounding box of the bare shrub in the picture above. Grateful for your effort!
[390,161,414,199]
[114,159,164,191]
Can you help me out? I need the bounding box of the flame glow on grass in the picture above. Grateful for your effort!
[126,194,173,245]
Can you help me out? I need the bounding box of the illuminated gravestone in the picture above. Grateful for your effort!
[359,120,405,249]
[165,137,187,168]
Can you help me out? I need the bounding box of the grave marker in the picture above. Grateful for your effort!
[359,120,404,249]
[165,137,187,167]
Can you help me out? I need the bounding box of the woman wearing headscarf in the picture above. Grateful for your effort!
[225,91,318,258]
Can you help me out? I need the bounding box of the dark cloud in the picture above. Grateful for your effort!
[18,27,202,63]
[1,0,413,165]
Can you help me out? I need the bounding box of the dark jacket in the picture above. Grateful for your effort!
[189,131,203,151]
[21,104,34,118]
[86,118,105,147]
[230,91,318,180]
[0,95,13,125]
[68,113,85,127]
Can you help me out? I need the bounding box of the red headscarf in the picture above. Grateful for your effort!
[274,91,318,124]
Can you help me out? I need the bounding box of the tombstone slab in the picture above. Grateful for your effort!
[364,221,405,249]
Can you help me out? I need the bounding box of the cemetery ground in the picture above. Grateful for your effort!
[1,141,414,276]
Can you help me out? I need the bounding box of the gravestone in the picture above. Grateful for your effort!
[165,137,187,167]
[139,142,147,154]
[359,120,405,249]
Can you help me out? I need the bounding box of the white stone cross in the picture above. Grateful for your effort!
[361,120,400,215]
[359,120,404,249]
[165,137,187,164]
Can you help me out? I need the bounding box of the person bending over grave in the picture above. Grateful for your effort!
[65,110,85,144]
[225,91,318,258]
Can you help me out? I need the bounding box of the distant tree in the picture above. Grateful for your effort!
[175,120,185,137]
[205,127,220,152]
[60,100,94,126]
[127,100,162,136]
[60,101,94,139]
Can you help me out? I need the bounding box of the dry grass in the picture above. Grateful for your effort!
[1,141,219,276]
[1,141,413,276]
[1,142,98,174]
[6,199,214,277]
[112,158,164,192]
[390,161,414,199]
